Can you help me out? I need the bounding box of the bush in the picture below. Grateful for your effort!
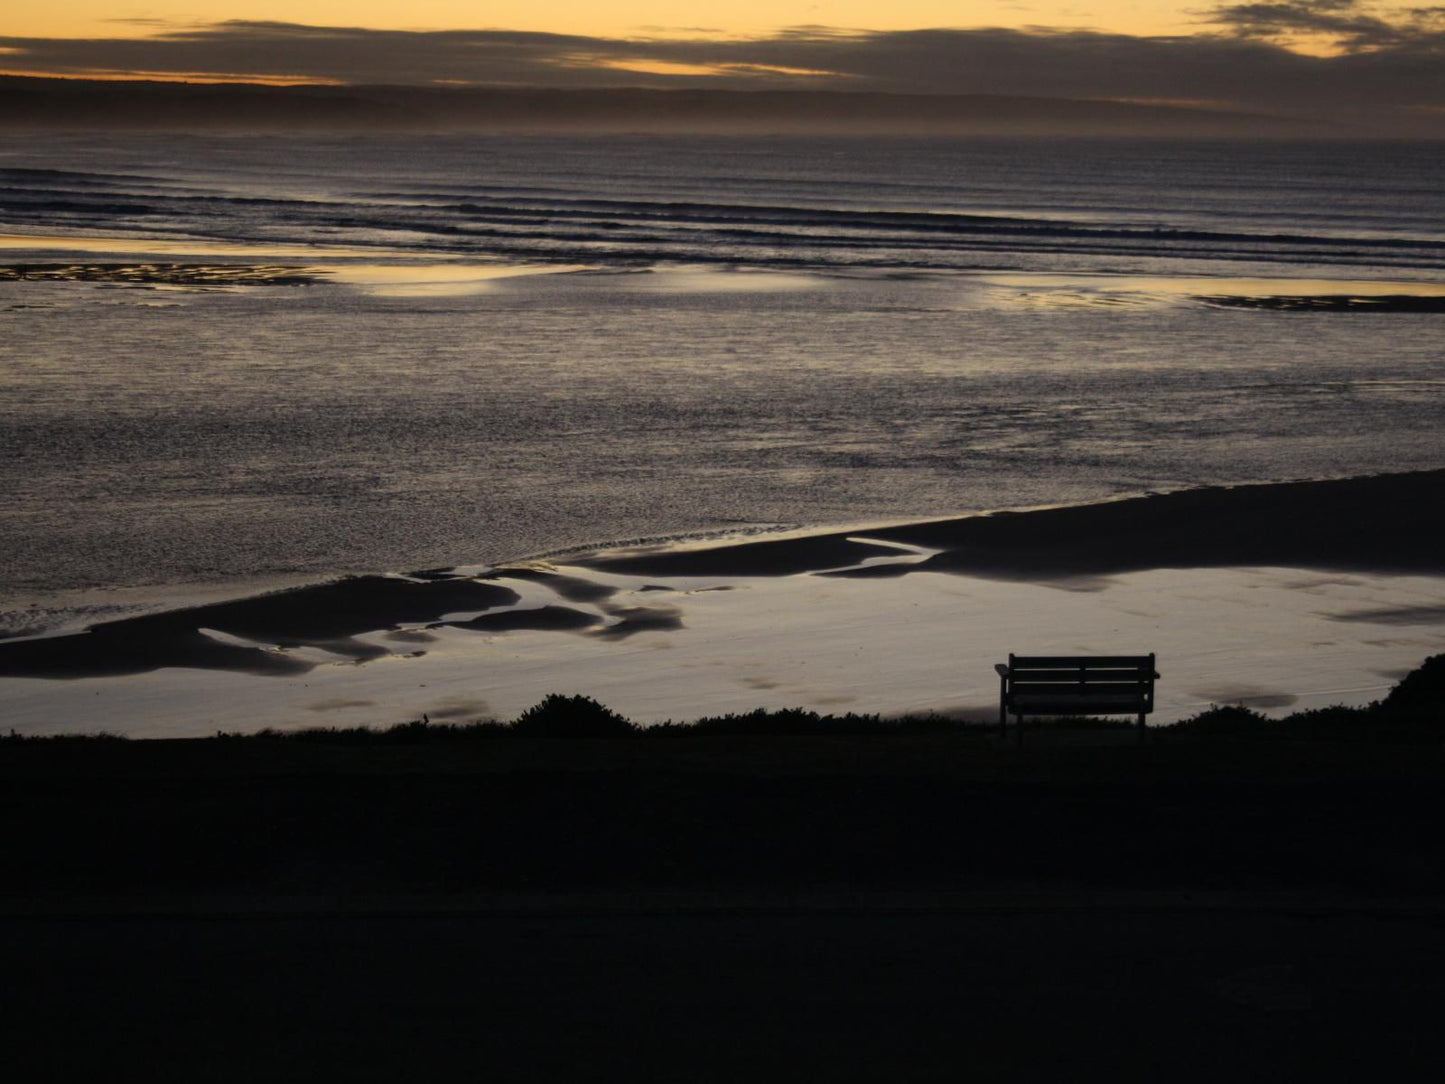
[1,730,128,743]
[1170,704,1270,735]
[667,708,966,736]
[1277,704,1376,732]
[686,707,841,735]
[1382,653,1445,719]
[511,694,634,737]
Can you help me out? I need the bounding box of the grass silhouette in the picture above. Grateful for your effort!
[6,653,1441,746]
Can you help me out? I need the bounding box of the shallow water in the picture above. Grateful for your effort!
[2,135,1443,637]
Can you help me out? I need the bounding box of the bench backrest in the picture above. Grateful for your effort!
[1004,653,1158,709]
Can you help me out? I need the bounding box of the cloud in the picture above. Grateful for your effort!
[1204,0,1445,50]
[0,19,1441,120]
[0,22,628,86]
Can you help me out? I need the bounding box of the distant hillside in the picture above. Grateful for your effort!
[0,75,1311,136]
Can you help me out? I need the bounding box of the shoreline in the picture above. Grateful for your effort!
[3,469,1445,737]
[577,469,1445,580]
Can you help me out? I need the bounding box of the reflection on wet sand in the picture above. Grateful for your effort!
[1198,294,1445,312]
[0,259,589,291]
[321,262,588,297]
[0,232,399,259]
[0,233,590,294]
[981,271,1445,311]
[0,575,520,679]
[0,263,318,286]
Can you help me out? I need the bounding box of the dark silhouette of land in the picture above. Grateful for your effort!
[8,660,1444,899]
[584,469,1445,580]
[5,474,1444,1077]
[0,74,1309,136]
[4,670,1445,1080]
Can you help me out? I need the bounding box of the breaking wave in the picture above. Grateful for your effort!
[4,135,1443,276]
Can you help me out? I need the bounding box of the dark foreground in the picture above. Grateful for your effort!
[7,903,1442,1081]
[5,730,1445,1079]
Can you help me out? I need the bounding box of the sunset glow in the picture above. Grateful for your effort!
[6,2,1208,42]
[3,0,1443,96]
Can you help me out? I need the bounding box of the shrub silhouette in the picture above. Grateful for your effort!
[13,653,1443,744]
[1280,704,1374,731]
[512,694,634,737]
[1170,704,1269,735]
[1382,653,1445,720]
[667,708,963,736]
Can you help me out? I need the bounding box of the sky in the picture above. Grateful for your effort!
[2,2,1442,124]
[1,3,1221,42]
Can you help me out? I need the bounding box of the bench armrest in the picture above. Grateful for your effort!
[994,663,1010,677]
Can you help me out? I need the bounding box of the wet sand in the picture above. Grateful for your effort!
[0,575,518,678]
[1198,294,1445,312]
[0,252,588,294]
[3,470,1445,734]
[0,261,319,285]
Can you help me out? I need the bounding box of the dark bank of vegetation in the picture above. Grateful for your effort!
[2,657,1442,900]
[0,694,973,745]
[7,654,1443,746]
[1168,652,1445,740]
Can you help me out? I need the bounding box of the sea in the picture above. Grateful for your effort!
[2,133,1444,637]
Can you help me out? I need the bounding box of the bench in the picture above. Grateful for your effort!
[994,654,1159,741]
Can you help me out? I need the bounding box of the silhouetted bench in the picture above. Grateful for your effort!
[994,654,1159,741]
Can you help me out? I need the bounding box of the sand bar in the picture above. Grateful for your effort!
[579,470,1445,580]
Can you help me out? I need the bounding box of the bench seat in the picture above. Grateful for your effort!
[996,653,1159,740]
[1007,694,1151,715]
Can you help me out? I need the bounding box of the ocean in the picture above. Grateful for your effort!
[2,133,1444,638]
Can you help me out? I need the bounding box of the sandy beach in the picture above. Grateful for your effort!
[3,470,1444,737]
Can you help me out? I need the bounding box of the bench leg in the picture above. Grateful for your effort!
[1137,712,1146,744]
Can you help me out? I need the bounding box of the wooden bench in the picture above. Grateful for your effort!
[995,654,1159,741]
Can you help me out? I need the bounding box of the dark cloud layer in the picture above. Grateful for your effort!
[1208,0,1445,50]
[1,17,1441,125]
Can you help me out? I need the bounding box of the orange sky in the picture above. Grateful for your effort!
[3,0,1442,126]
[8,1,1441,67]
[6,4,1206,41]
